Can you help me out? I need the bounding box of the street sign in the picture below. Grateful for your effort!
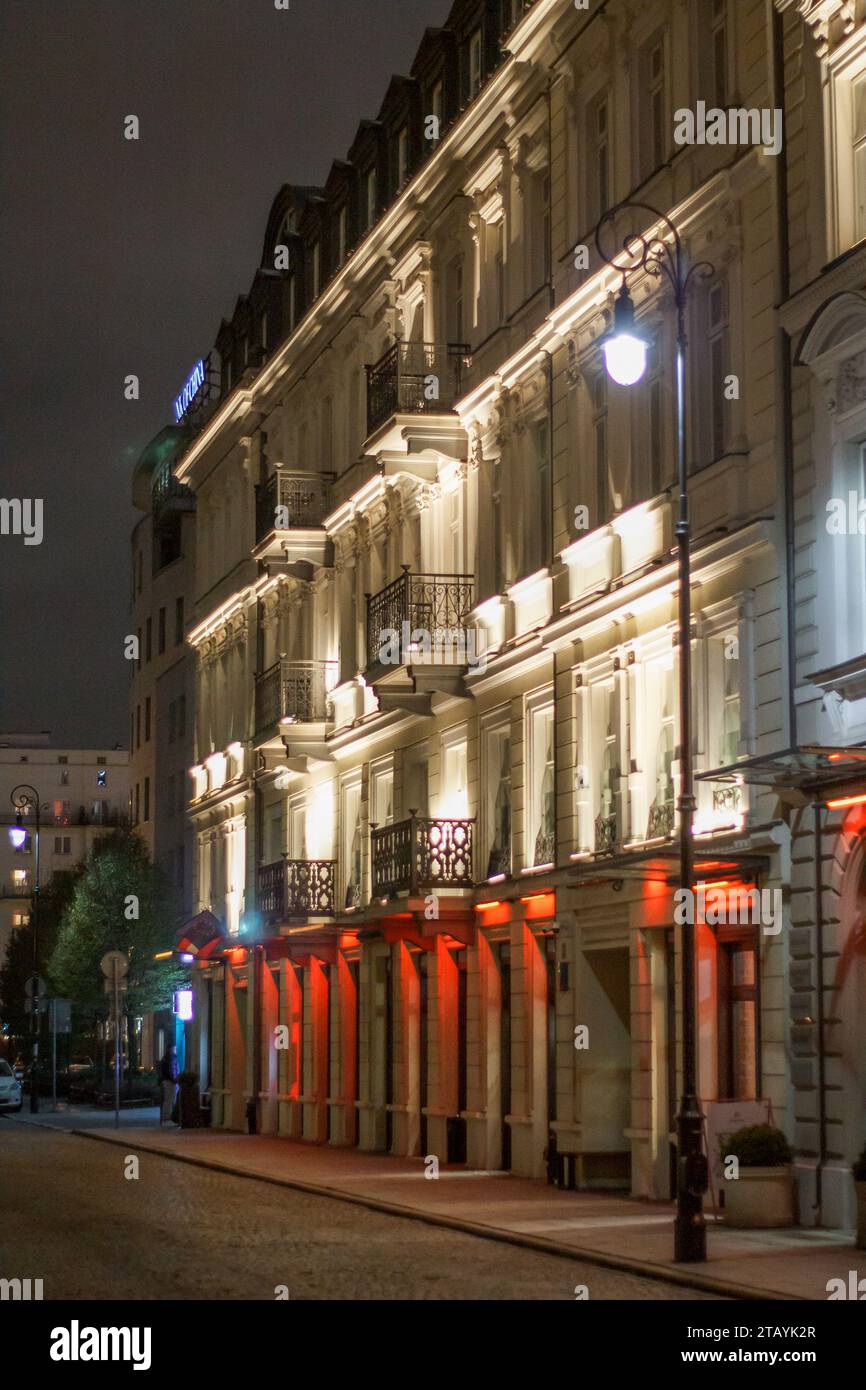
[53,998,72,1034]
[100,951,129,979]
[24,997,48,1015]
[24,974,47,998]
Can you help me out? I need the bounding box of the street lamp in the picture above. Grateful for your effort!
[596,201,713,1264]
[9,784,44,1114]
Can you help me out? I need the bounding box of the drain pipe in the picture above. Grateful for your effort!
[813,798,828,1223]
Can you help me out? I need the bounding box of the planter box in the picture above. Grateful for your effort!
[856,1181,866,1249]
[724,1165,794,1228]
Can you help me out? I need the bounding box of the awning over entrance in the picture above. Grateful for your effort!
[175,909,226,960]
[569,846,769,886]
[696,744,866,792]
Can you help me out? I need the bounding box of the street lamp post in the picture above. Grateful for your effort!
[9,784,43,1114]
[595,201,713,1263]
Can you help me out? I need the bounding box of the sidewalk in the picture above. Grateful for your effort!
[75,1123,860,1301]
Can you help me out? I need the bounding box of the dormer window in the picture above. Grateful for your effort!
[469,29,483,98]
[366,167,377,230]
[429,79,443,133]
[397,126,409,187]
[260,311,268,350]
[311,241,321,298]
[337,205,348,265]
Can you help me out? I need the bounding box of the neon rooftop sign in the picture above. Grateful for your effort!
[173,359,206,422]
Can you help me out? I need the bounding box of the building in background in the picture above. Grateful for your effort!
[129,426,196,915]
[0,733,129,960]
[165,0,865,1230]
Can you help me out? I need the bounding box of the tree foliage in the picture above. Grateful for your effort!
[48,834,186,1016]
[0,867,82,1042]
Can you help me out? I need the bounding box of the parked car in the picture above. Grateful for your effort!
[67,1055,95,1075]
[0,1059,23,1112]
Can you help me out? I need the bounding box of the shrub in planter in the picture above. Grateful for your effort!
[721,1124,794,1229]
[853,1144,866,1250]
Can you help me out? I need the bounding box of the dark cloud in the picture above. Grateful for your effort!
[0,0,452,745]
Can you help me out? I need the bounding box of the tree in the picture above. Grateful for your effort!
[48,834,187,1052]
[0,867,82,1054]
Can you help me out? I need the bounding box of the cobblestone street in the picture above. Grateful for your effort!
[0,1120,718,1301]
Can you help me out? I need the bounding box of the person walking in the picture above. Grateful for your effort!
[159,1043,179,1125]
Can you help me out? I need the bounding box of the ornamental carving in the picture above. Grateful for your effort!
[836,349,866,413]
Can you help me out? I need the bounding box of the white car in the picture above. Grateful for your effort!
[0,1059,23,1112]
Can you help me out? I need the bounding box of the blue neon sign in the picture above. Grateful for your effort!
[173,359,206,422]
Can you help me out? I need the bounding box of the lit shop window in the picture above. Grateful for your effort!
[530,705,555,868]
[485,725,511,880]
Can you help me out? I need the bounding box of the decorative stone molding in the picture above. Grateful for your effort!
[775,0,856,58]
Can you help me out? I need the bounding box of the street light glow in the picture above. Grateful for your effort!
[601,284,649,386]
[8,822,27,849]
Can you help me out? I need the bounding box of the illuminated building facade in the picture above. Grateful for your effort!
[172,0,864,1224]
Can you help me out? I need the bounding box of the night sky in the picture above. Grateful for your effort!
[0,0,452,747]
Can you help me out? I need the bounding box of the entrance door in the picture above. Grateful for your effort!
[545,936,557,1131]
[580,946,631,1189]
[419,952,429,1156]
[448,947,468,1164]
[495,941,512,1170]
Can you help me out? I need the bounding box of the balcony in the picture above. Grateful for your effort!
[366,567,476,705]
[151,460,194,523]
[371,815,474,898]
[365,340,471,444]
[255,659,337,734]
[258,858,336,921]
[254,468,333,565]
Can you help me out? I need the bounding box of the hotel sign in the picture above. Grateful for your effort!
[173,359,206,422]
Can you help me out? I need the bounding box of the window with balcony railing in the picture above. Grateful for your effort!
[254,659,337,732]
[255,469,332,545]
[365,341,471,438]
[371,814,474,898]
[366,567,475,671]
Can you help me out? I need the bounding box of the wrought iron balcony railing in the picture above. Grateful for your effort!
[366,567,475,669]
[646,799,675,840]
[365,340,471,437]
[371,815,474,898]
[594,812,618,855]
[254,659,337,732]
[255,469,333,545]
[257,858,337,919]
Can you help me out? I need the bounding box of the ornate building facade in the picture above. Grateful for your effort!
[171,0,865,1226]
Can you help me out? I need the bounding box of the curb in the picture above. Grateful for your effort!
[71,1127,804,1301]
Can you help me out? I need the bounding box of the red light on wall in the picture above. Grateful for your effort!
[826,790,866,809]
[475,901,501,911]
[521,891,556,919]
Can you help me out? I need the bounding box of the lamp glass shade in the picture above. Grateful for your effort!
[602,331,649,386]
[8,825,27,849]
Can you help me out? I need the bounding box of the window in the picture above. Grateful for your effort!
[225,358,233,392]
[718,634,741,766]
[58,755,68,764]
[97,768,107,788]
[372,766,394,827]
[469,29,483,99]
[311,242,321,299]
[54,836,71,855]
[12,913,30,927]
[342,781,363,910]
[593,374,609,526]
[448,258,464,344]
[158,607,166,654]
[530,705,556,868]
[143,778,150,823]
[60,768,69,786]
[366,167,377,230]
[530,414,553,567]
[595,684,619,851]
[641,34,668,176]
[135,784,140,824]
[145,617,152,663]
[588,91,611,230]
[137,627,142,670]
[710,0,728,108]
[492,475,505,593]
[168,699,176,745]
[485,724,511,878]
[137,550,143,595]
[175,596,184,645]
[260,310,268,351]
[243,336,250,367]
[704,280,729,464]
[14,832,31,855]
[648,340,664,495]
[136,705,141,750]
[646,664,675,840]
[717,939,758,1099]
[145,697,151,743]
[442,739,469,820]
[396,126,409,188]
[337,205,348,265]
[177,694,186,739]
[288,275,297,332]
[495,220,506,322]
